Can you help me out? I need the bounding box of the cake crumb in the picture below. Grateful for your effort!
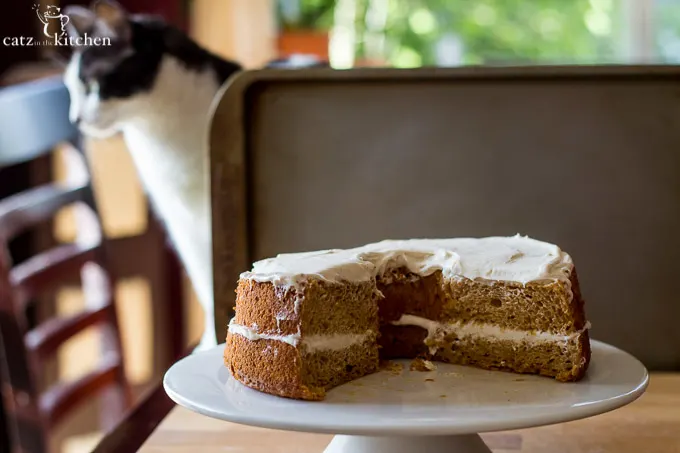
[380,360,404,375]
[444,372,462,378]
[439,394,447,398]
[425,378,435,382]
[410,357,437,372]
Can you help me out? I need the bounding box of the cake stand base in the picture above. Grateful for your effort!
[323,434,492,453]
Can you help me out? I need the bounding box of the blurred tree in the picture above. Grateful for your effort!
[278,0,336,30]
[362,0,622,67]
[655,0,680,62]
[285,0,625,67]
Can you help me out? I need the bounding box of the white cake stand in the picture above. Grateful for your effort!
[164,340,648,453]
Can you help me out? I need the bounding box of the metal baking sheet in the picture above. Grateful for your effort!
[210,66,680,369]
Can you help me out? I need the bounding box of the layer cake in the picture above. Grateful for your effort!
[224,235,591,400]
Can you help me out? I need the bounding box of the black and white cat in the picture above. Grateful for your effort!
[63,1,242,350]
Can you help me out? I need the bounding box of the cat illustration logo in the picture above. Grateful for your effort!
[34,4,69,44]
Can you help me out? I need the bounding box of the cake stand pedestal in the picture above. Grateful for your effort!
[323,434,491,453]
[164,340,648,453]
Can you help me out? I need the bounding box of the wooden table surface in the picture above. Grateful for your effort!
[138,373,679,453]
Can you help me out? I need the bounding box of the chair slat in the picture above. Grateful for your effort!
[24,306,112,358]
[0,183,89,241]
[10,243,99,299]
[39,355,122,429]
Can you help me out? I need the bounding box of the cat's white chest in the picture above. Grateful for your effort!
[117,58,222,348]
[124,127,206,221]
[122,56,219,213]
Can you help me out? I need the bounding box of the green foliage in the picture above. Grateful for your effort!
[366,0,621,67]
[655,0,680,62]
[289,0,625,66]
[277,0,336,31]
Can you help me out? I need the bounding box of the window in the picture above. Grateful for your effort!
[279,0,680,67]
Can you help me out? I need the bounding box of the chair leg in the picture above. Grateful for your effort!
[163,247,185,361]
[0,377,12,453]
[98,385,127,432]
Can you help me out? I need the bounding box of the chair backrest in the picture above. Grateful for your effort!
[210,66,680,371]
[0,77,77,168]
[0,78,130,453]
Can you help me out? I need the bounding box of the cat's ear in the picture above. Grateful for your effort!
[63,5,96,39]
[91,0,131,42]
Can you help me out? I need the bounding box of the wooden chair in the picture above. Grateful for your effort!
[0,77,131,453]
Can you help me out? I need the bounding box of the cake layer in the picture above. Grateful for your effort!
[443,270,588,333]
[432,330,591,381]
[234,279,301,336]
[234,279,378,336]
[299,280,378,335]
[380,320,590,381]
[225,334,319,399]
[301,341,379,393]
[377,267,586,335]
[226,329,379,400]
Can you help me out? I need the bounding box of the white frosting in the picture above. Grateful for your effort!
[240,235,573,288]
[228,318,300,346]
[303,331,376,353]
[392,314,590,354]
[228,318,375,352]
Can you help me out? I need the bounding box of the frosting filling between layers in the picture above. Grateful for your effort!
[228,318,376,352]
[228,318,300,346]
[392,314,591,354]
[303,331,377,353]
[229,316,590,355]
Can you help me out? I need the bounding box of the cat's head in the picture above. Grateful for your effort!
[63,1,163,137]
[45,5,61,18]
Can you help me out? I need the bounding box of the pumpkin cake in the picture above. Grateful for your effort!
[224,235,591,400]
